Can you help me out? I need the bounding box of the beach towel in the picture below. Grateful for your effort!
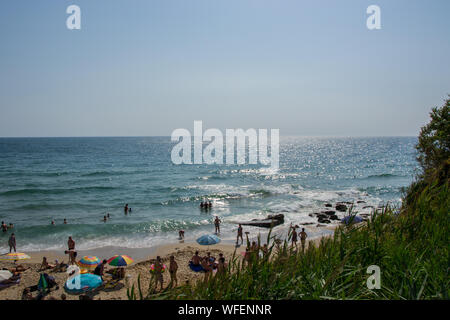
[189,261,205,272]
[0,275,21,290]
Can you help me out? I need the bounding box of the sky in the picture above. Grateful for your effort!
[0,0,449,137]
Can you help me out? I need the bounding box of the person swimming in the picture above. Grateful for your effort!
[63,218,67,224]
[103,215,107,222]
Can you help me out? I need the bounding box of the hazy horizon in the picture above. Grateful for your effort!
[1,0,449,137]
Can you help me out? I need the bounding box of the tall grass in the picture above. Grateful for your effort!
[128,178,448,300]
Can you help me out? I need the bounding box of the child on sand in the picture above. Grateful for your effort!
[169,255,178,288]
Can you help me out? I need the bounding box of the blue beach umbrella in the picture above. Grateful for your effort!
[196,234,221,245]
[341,215,363,225]
[64,273,103,294]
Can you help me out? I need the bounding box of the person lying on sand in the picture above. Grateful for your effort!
[52,260,68,273]
[40,257,55,271]
[5,264,29,274]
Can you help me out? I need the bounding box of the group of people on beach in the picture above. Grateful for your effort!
[189,250,227,282]
[289,224,308,252]
[1,221,14,232]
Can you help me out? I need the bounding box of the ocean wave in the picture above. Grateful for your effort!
[0,186,117,197]
[365,173,402,179]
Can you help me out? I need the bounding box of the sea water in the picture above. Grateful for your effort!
[0,136,418,252]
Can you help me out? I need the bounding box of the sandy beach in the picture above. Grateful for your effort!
[0,241,249,300]
[0,228,331,300]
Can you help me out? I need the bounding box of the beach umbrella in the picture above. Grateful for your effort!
[107,255,134,267]
[196,234,221,245]
[64,273,103,294]
[0,252,31,261]
[77,256,100,270]
[38,274,48,292]
[0,270,13,281]
[341,215,363,225]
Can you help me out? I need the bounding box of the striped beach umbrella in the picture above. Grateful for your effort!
[77,256,100,270]
[0,252,31,261]
[107,255,134,267]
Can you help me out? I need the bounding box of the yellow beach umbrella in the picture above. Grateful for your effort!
[0,252,31,261]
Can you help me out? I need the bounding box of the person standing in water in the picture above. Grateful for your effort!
[8,233,16,253]
[214,216,222,234]
[236,224,243,245]
[124,204,129,215]
[299,228,308,252]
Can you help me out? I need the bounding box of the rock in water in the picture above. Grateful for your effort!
[237,214,284,228]
[336,203,348,212]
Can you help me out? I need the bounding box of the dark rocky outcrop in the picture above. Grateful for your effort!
[335,203,348,212]
[325,203,332,207]
[322,210,336,216]
[237,214,284,228]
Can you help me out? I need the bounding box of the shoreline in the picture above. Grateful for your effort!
[0,227,335,300]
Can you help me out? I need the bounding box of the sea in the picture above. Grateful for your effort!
[0,136,418,253]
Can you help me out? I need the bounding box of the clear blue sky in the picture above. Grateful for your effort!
[0,0,449,137]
